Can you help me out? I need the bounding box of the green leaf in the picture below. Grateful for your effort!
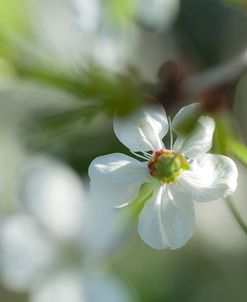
[227,137,247,165]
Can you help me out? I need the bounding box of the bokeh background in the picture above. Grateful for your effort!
[1,0,247,301]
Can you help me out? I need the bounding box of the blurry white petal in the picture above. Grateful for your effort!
[180,154,238,202]
[18,157,86,241]
[85,273,134,302]
[82,200,128,252]
[89,153,149,207]
[72,0,101,33]
[114,105,168,152]
[0,215,57,292]
[138,185,195,249]
[31,270,134,302]
[31,270,84,302]
[137,0,180,30]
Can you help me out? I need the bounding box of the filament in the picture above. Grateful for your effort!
[168,116,173,149]
[130,151,150,161]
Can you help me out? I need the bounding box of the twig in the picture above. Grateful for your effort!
[225,196,247,234]
[183,50,247,95]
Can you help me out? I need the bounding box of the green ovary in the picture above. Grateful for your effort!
[149,151,190,184]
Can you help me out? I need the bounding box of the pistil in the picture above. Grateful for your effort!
[148,149,190,184]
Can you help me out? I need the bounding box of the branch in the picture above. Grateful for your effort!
[183,50,247,95]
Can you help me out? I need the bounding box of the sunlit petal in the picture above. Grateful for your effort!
[89,153,149,207]
[172,103,215,158]
[173,115,215,158]
[180,154,238,202]
[138,185,195,249]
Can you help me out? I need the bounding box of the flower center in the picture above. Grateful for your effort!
[148,149,190,184]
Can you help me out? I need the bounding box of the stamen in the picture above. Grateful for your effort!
[130,151,149,161]
[168,116,173,149]
[143,152,152,159]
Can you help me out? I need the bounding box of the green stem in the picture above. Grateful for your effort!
[225,197,247,234]
[213,115,247,235]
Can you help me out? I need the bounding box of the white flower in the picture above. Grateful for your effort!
[0,157,134,302]
[89,103,238,249]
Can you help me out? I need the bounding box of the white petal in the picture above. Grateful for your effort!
[89,153,149,207]
[0,215,57,292]
[138,185,195,249]
[18,156,86,241]
[173,116,215,158]
[172,103,215,158]
[180,154,238,202]
[113,105,168,152]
